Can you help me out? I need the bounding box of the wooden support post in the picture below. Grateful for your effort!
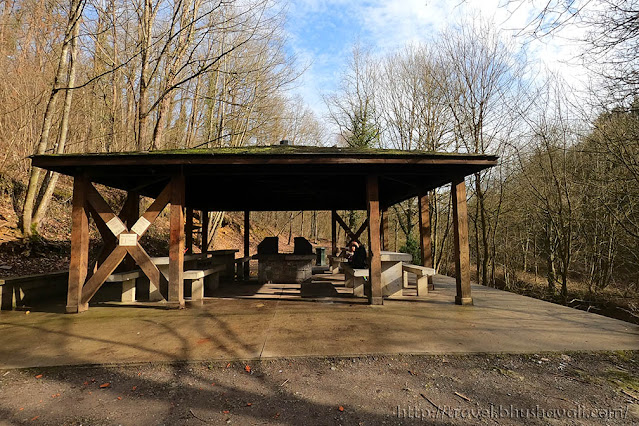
[122,191,139,271]
[331,210,337,255]
[452,178,472,305]
[381,207,389,251]
[366,175,383,305]
[244,210,250,279]
[201,210,209,253]
[419,192,433,268]
[185,207,193,254]
[169,175,185,308]
[66,175,90,313]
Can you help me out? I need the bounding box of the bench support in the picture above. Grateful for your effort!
[121,278,136,303]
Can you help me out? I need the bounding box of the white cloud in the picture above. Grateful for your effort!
[285,0,591,132]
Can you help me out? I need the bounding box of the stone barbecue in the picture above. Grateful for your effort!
[255,237,316,284]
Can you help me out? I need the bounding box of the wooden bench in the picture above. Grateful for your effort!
[0,271,68,310]
[106,263,224,304]
[106,270,144,302]
[234,256,251,280]
[183,264,225,304]
[328,254,348,274]
[402,264,436,296]
[342,264,369,297]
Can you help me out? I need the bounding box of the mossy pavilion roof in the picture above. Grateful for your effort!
[32,145,498,211]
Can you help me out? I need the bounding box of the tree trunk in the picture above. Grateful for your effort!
[32,16,81,226]
[22,0,83,236]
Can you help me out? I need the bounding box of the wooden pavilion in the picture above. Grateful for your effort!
[31,145,497,313]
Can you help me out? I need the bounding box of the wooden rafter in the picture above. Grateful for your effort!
[334,212,368,244]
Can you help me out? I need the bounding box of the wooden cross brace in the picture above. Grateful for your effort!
[334,212,369,245]
[69,179,173,311]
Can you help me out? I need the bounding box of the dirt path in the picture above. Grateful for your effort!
[0,352,637,425]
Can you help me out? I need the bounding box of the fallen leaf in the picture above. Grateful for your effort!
[19,408,24,411]
[247,403,252,406]
[226,363,231,368]
[223,410,230,414]
[35,374,43,379]
[117,396,122,400]
[31,416,39,421]
[99,383,110,388]
[83,381,88,386]
[338,406,344,412]
[131,386,137,391]
[244,365,251,373]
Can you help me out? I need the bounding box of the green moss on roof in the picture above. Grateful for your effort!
[35,144,496,158]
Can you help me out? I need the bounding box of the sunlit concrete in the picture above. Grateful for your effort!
[0,275,637,369]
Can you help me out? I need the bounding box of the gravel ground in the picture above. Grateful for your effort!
[0,352,637,425]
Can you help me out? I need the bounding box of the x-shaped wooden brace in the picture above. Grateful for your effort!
[334,212,369,244]
[80,182,172,306]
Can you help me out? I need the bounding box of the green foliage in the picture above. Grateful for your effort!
[400,236,421,265]
[345,106,381,148]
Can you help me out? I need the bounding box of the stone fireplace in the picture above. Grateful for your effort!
[255,237,316,284]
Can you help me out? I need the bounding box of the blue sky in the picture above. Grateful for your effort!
[283,0,586,133]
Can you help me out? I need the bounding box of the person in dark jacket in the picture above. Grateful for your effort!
[348,241,368,269]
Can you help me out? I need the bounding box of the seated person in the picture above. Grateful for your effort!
[348,241,368,269]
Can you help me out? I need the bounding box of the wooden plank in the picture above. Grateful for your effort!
[366,175,383,305]
[80,246,127,305]
[244,210,250,279]
[452,177,472,305]
[201,210,209,253]
[331,210,337,256]
[86,203,116,244]
[381,208,389,251]
[67,176,90,313]
[130,182,171,237]
[126,244,165,299]
[185,207,193,254]
[121,191,140,229]
[85,183,127,237]
[33,154,499,168]
[86,203,116,276]
[353,218,369,240]
[419,192,433,268]
[169,174,185,307]
[334,212,360,243]
[402,264,436,276]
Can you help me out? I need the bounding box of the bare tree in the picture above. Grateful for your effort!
[21,0,85,237]
[324,43,381,148]
[436,17,525,286]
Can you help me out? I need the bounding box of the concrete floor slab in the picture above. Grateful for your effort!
[0,275,637,369]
